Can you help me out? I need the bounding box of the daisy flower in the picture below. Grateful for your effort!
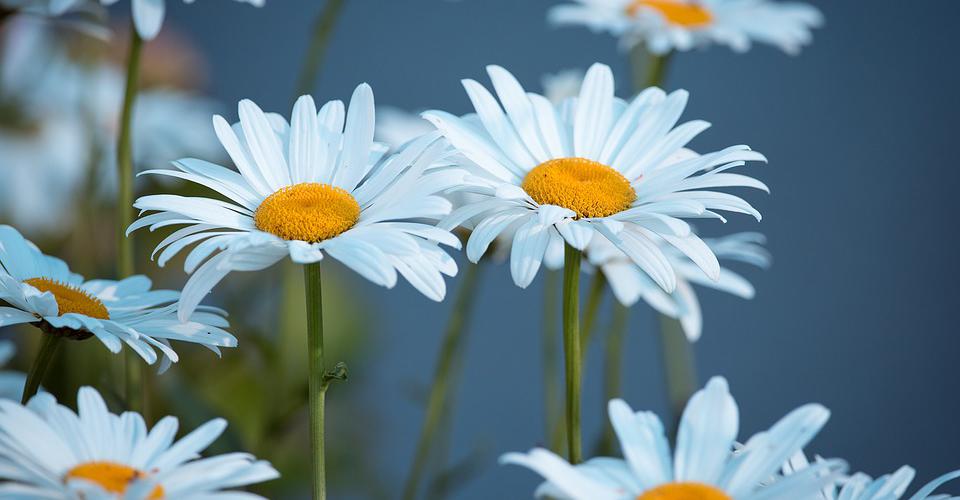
[99,0,265,40]
[0,341,26,401]
[784,454,960,500]
[0,0,100,19]
[424,62,766,291]
[587,232,770,341]
[503,376,845,500]
[130,84,464,320]
[376,106,437,152]
[549,0,823,55]
[0,225,236,370]
[0,386,278,499]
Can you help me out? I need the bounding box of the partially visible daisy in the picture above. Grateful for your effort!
[784,454,960,500]
[542,68,585,104]
[0,386,278,498]
[503,376,845,500]
[425,63,766,291]
[0,341,26,400]
[0,0,101,19]
[0,225,236,370]
[376,106,437,151]
[587,232,770,341]
[100,0,265,40]
[549,0,823,55]
[131,85,464,320]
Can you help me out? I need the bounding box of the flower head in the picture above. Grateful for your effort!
[100,0,265,40]
[131,85,464,320]
[502,377,845,499]
[424,63,766,291]
[0,386,278,498]
[784,454,960,500]
[586,232,771,340]
[0,225,236,371]
[549,0,823,55]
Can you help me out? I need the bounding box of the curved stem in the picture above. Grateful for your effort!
[295,0,347,97]
[597,304,630,456]
[562,244,583,464]
[304,262,327,500]
[542,270,564,453]
[21,334,62,404]
[401,261,483,500]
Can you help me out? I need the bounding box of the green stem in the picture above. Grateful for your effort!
[304,262,327,500]
[561,244,583,464]
[116,22,142,279]
[579,272,607,352]
[630,46,673,91]
[597,304,630,456]
[658,315,697,430]
[21,334,62,404]
[117,23,144,413]
[401,262,483,500]
[295,0,347,96]
[542,270,563,453]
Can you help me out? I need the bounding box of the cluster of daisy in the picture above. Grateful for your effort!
[0,0,955,499]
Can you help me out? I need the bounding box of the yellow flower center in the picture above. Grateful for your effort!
[637,482,732,500]
[24,278,109,320]
[65,461,164,499]
[626,0,714,27]
[521,157,636,219]
[254,183,361,243]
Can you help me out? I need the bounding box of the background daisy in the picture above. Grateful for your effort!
[0,225,236,371]
[0,386,278,498]
[549,0,823,54]
[100,0,265,40]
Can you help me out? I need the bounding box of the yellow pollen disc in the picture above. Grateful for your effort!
[626,0,714,26]
[254,183,361,243]
[65,462,164,499]
[638,482,732,500]
[521,157,636,219]
[24,278,109,320]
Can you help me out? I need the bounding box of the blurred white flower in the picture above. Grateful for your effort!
[1,0,98,18]
[375,106,436,151]
[0,386,279,498]
[503,376,844,500]
[585,232,770,341]
[784,454,960,500]
[550,0,823,55]
[542,68,585,104]
[100,0,265,40]
[0,19,223,234]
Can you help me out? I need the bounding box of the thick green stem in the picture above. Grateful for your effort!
[21,334,62,404]
[295,0,347,96]
[304,262,327,500]
[117,23,144,413]
[631,46,673,91]
[579,272,607,352]
[658,315,697,429]
[402,262,483,500]
[597,304,630,456]
[561,244,583,464]
[542,270,564,453]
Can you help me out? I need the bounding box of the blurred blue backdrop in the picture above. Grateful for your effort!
[136,0,960,497]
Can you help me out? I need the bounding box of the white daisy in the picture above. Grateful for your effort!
[0,341,26,401]
[130,85,464,321]
[0,0,100,19]
[424,63,766,291]
[542,68,585,104]
[549,0,823,55]
[0,386,279,499]
[99,0,265,40]
[375,106,437,151]
[502,376,845,500]
[784,454,960,500]
[586,232,770,341]
[0,225,236,371]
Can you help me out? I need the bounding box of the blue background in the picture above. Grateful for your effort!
[159,0,960,497]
